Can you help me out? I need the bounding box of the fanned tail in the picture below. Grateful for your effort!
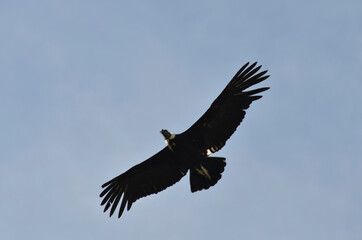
[189,157,226,192]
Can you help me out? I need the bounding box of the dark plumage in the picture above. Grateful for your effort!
[100,62,270,218]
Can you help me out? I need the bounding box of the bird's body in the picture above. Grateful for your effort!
[163,131,205,166]
[100,62,269,218]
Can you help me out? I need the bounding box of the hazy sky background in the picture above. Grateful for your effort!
[1,1,361,239]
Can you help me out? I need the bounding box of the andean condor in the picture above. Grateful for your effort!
[100,62,269,218]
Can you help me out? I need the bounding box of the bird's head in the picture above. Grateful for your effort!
[160,129,175,141]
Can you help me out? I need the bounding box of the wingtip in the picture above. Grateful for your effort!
[101,181,111,188]
[118,209,124,218]
[260,87,270,91]
[103,202,111,212]
[249,62,257,68]
[100,187,109,198]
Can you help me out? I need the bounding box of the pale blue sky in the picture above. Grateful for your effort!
[1,1,361,239]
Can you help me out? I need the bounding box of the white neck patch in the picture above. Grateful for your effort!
[169,133,176,140]
[165,133,176,145]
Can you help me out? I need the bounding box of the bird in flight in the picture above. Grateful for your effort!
[100,62,269,218]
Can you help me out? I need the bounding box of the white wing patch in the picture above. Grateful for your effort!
[206,149,212,156]
[165,133,176,145]
[206,146,221,156]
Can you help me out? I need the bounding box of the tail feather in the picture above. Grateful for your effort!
[190,157,226,192]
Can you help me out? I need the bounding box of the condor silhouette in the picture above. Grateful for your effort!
[100,62,269,218]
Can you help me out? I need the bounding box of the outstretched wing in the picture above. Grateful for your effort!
[181,62,269,154]
[100,147,187,218]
